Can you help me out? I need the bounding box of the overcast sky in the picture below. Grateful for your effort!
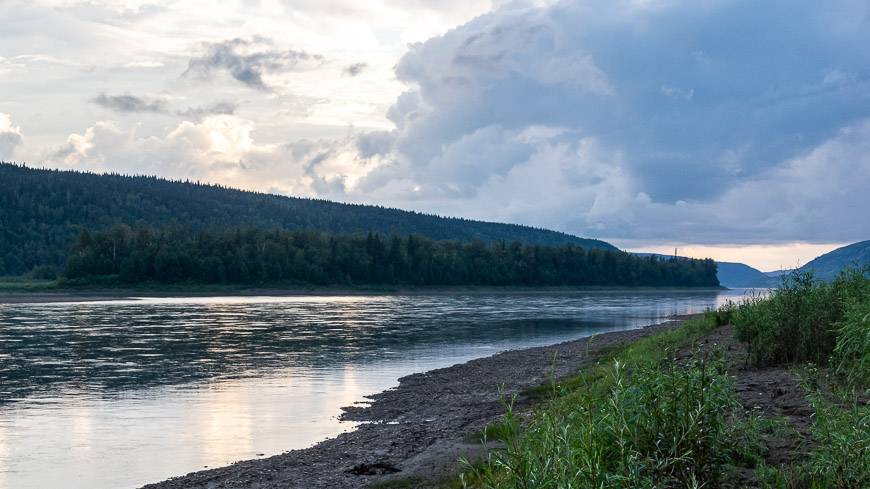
[1,0,868,270]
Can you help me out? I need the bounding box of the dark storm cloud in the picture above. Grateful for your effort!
[347,0,870,244]
[183,36,324,91]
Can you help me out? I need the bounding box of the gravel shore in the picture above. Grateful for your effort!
[141,318,686,489]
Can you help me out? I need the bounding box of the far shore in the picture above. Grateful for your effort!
[0,284,728,304]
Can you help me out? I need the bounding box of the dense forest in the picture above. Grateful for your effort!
[0,163,614,276]
[63,225,719,287]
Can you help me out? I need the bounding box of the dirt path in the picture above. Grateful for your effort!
[141,320,683,489]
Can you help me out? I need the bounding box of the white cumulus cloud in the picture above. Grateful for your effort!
[0,114,24,160]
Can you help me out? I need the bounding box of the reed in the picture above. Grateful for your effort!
[733,268,869,366]
[461,316,745,488]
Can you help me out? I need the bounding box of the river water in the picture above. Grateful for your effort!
[0,290,749,489]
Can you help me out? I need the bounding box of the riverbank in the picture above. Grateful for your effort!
[458,270,869,488]
[0,285,727,304]
[139,301,850,489]
[140,317,690,489]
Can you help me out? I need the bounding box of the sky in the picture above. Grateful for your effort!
[1,0,868,271]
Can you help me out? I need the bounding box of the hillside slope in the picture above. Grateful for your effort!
[0,163,614,275]
[798,240,870,280]
[714,261,775,288]
[634,253,771,288]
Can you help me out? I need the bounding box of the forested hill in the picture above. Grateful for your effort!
[798,240,870,281]
[0,163,614,276]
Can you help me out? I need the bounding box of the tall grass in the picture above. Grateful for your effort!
[731,268,870,489]
[756,387,870,489]
[465,358,737,489]
[459,274,870,489]
[461,316,748,489]
[733,269,869,366]
[802,392,870,488]
[833,287,870,388]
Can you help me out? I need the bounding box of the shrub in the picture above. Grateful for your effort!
[464,355,738,488]
[801,394,870,489]
[709,300,737,326]
[733,270,868,366]
[832,273,870,387]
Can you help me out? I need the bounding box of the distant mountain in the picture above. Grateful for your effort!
[0,163,615,276]
[688,240,870,287]
[797,240,870,281]
[715,261,776,288]
[634,253,771,288]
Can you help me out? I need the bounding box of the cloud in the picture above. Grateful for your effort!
[183,36,325,91]
[92,92,170,114]
[19,0,870,247]
[293,0,870,245]
[678,120,870,244]
[46,116,345,197]
[91,93,238,120]
[659,86,694,101]
[177,101,238,120]
[0,113,24,160]
[344,62,367,76]
[124,60,165,69]
[52,116,255,172]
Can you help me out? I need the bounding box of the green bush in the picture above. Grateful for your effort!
[833,293,870,387]
[801,394,870,489]
[709,300,737,326]
[733,270,869,366]
[464,355,738,488]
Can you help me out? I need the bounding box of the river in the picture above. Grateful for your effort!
[0,289,750,489]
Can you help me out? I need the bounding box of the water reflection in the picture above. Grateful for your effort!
[0,290,743,489]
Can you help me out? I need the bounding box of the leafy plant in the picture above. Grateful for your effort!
[801,393,870,489]
[733,270,868,366]
[464,349,738,489]
[833,290,870,387]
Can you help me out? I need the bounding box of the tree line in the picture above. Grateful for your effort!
[63,225,719,287]
[0,162,613,276]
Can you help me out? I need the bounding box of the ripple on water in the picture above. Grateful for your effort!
[0,291,743,404]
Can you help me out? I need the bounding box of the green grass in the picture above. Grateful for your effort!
[802,391,870,488]
[833,293,870,387]
[0,277,60,291]
[732,268,869,366]
[456,314,759,488]
[732,268,870,489]
[459,270,870,489]
[0,276,407,295]
[524,313,725,401]
[754,388,870,489]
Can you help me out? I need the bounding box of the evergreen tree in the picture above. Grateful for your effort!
[62,225,719,288]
